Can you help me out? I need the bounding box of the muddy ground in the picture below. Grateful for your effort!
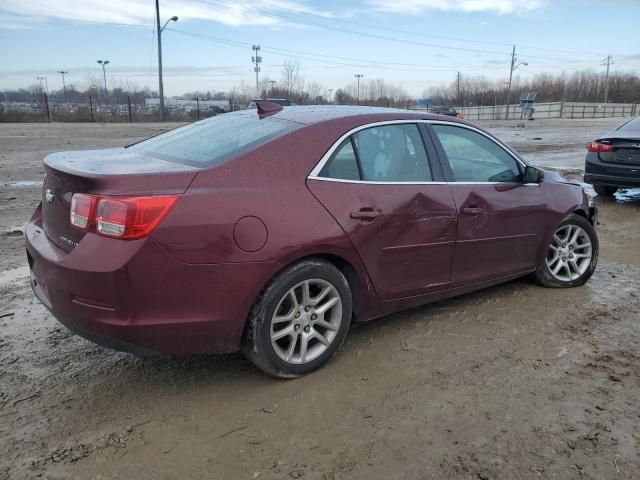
[1,119,639,480]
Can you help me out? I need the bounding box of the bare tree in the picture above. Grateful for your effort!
[280,58,303,96]
[304,81,323,102]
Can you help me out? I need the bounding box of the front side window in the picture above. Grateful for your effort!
[128,113,301,167]
[432,124,521,183]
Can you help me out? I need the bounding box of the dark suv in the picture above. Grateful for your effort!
[584,116,640,196]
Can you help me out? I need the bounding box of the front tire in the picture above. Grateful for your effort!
[242,259,352,378]
[593,185,618,196]
[534,214,598,288]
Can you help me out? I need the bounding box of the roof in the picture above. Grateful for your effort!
[233,104,459,126]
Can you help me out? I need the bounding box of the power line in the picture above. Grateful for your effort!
[0,7,631,59]
[166,28,506,73]
[3,7,633,77]
[198,0,615,61]
[198,0,511,57]
[0,10,153,29]
[244,4,612,58]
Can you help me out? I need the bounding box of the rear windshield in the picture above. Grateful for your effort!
[617,117,640,135]
[128,113,301,167]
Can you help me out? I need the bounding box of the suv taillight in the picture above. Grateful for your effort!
[70,194,178,239]
[587,141,614,153]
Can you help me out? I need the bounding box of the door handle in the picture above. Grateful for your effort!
[350,209,380,221]
[462,207,484,215]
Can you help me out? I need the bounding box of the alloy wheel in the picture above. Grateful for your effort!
[545,224,593,282]
[270,279,342,365]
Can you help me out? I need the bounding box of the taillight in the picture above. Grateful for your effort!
[587,142,614,153]
[70,194,178,239]
[70,193,97,230]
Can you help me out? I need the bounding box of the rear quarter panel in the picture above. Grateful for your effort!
[151,120,380,317]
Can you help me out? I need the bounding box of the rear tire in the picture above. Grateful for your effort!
[242,259,352,378]
[534,214,598,288]
[593,185,618,196]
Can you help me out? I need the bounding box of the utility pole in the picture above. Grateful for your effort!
[602,55,613,103]
[97,60,109,105]
[505,45,527,120]
[328,88,333,104]
[252,45,262,97]
[456,71,462,105]
[506,45,516,120]
[57,71,68,101]
[268,80,276,97]
[354,74,364,103]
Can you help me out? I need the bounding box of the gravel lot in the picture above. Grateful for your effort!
[1,119,639,480]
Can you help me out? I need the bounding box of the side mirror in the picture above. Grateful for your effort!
[524,165,544,184]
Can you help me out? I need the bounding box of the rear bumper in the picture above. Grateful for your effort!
[584,152,640,188]
[26,206,275,355]
[584,172,640,188]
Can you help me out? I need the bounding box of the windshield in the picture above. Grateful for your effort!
[128,113,301,167]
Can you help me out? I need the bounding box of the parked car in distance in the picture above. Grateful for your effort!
[584,116,640,196]
[26,102,598,377]
[430,106,461,118]
[247,98,298,109]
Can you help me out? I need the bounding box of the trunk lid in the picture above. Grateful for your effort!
[598,137,640,165]
[42,148,198,252]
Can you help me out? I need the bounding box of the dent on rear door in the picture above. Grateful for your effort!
[308,180,457,300]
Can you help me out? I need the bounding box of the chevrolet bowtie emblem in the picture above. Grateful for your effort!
[44,188,54,204]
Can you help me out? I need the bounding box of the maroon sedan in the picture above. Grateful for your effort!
[26,102,598,377]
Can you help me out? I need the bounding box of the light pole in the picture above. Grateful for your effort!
[505,45,527,120]
[354,74,364,104]
[328,88,333,104]
[57,70,68,101]
[97,60,109,105]
[156,0,179,121]
[36,76,45,103]
[269,80,276,96]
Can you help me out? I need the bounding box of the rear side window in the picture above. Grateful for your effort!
[432,124,521,183]
[354,124,431,182]
[128,113,300,167]
[319,140,360,180]
[318,123,432,182]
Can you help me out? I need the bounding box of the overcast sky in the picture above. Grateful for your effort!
[1,0,639,96]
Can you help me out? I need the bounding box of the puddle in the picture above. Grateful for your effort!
[3,181,42,188]
[4,225,24,237]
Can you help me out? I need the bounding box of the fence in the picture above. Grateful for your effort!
[0,95,233,123]
[413,102,639,121]
[4,98,640,123]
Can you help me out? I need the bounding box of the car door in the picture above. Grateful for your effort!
[307,122,457,300]
[429,122,548,286]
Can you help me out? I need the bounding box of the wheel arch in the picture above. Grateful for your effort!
[250,249,371,327]
[572,208,588,220]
